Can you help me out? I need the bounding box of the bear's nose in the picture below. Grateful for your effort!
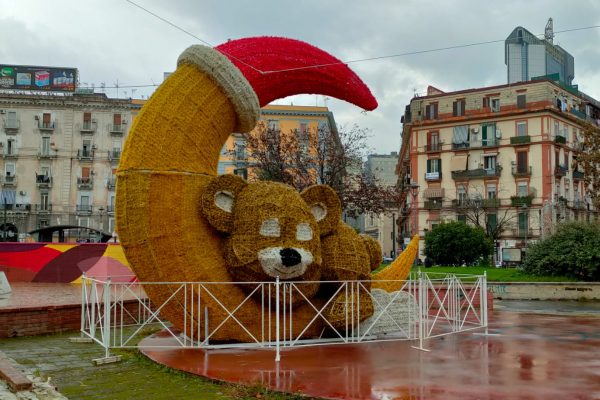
[280,248,302,267]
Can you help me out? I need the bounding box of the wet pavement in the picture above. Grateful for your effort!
[142,308,600,399]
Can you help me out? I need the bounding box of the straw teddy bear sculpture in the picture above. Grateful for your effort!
[201,174,381,328]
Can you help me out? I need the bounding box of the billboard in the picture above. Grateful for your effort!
[0,64,78,92]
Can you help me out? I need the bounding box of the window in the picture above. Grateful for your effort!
[517,94,526,109]
[457,185,467,204]
[108,217,116,234]
[6,139,14,155]
[453,99,466,117]
[6,111,17,128]
[457,214,467,223]
[83,112,91,123]
[81,167,91,183]
[554,121,559,137]
[112,140,121,159]
[41,137,51,155]
[481,123,496,146]
[113,114,122,126]
[484,155,496,171]
[517,151,528,174]
[517,181,528,197]
[427,131,440,151]
[486,213,497,235]
[5,163,15,178]
[425,102,438,120]
[491,98,500,112]
[40,192,49,211]
[426,159,441,180]
[82,139,92,157]
[42,113,52,128]
[518,212,529,235]
[516,121,527,137]
[452,125,469,148]
[486,183,497,199]
[267,120,279,131]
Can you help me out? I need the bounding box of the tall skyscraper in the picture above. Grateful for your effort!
[505,18,575,85]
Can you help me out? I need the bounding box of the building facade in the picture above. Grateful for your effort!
[505,19,575,85]
[0,91,140,241]
[398,79,599,262]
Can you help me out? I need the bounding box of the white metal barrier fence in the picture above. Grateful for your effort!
[78,271,488,362]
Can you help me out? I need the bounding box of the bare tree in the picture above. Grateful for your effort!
[576,121,600,210]
[242,122,402,216]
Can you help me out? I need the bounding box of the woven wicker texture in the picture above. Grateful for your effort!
[361,234,383,271]
[215,36,378,111]
[371,235,420,292]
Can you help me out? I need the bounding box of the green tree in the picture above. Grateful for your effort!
[424,221,493,265]
[523,221,600,281]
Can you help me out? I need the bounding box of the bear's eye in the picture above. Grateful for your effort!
[296,223,313,241]
[260,218,280,237]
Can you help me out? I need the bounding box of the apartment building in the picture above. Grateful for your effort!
[397,78,600,261]
[0,91,140,240]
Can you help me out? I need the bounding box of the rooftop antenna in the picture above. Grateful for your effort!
[545,18,554,44]
[100,82,105,93]
[114,80,119,98]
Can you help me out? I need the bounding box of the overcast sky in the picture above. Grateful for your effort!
[1,0,599,154]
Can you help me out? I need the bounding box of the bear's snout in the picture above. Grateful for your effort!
[280,248,302,267]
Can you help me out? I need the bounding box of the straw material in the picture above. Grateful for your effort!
[361,234,383,271]
[371,235,420,292]
[215,37,378,111]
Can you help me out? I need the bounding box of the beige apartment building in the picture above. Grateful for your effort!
[397,79,600,262]
[0,91,140,239]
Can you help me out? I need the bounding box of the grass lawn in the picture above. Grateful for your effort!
[410,266,577,282]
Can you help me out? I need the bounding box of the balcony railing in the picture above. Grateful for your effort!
[110,124,125,134]
[554,135,567,144]
[77,177,93,189]
[470,139,499,149]
[37,151,56,159]
[423,199,442,209]
[108,150,121,161]
[35,204,52,212]
[76,204,93,213]
[3,120,20,132]
[425,143,442,152]
[77,149,95,160]
[515,229,534,238]
[38,121,56,131]
[424,172,441,181]
[482,198,501,208]
[569,200,586,210]
[36,175,52,188]
[106,176,117,190]
[511,165,532,177]
[573,170,585,180]
[79,121,97,133]
[452,142,470,150]
[2,175,17,186]
[510,135,531,145]
[554,165,568,177]
[451,166,502,180]
[511,195,533,207]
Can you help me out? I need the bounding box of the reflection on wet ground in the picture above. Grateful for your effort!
[141,307,600,399]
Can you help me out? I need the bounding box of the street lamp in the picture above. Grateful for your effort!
[409,183,420,237]
[391,212,396,258]
[521,203,529,247]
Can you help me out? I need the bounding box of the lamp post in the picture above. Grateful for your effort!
[391,212,396,258]
[521,204,529,248]
[409,183,420,237]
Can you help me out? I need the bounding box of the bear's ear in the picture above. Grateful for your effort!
[300,185,341,236]
[201,174,248,233]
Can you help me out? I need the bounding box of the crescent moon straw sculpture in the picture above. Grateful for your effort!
[116,36,418,342]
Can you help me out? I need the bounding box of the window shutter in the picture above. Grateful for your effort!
[452,101,458,117]
[427,159,432,173]
[517,95,526,109]
[438,158,442,173]
[425,105,431,120]
[483,97,489,108]
[433,103,438,119]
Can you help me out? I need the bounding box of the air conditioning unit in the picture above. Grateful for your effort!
[19,191,27,196]
[471,127,479,133]
[92,119,97,123]
[122,120,128,124]
[496,129,502,139]
[92,144,97,149]
[34,115,40,120]
[0,110,5,114]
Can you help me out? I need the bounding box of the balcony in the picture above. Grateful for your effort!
[2,174,17,187]
[76,204,93,214]
[108,150,121,162]
[451,199,468,208]
[554,135,567,145]
[34,204,52,213]
[78,121,97,134]
[452,142,470,150]
[554,165,568,177]
[109,124,125,135]
[3,119,20,133]
[423,199,442,209]
[511,165,532,177]
[37,151,56,159]
[77,149,95,161]
[77,176,93,190]
[510,136,531,145]
[469,139,499,149]
[424,172,441,181]
[511,195,533,207]
[38,121,56,132]
[482,198,501,208]
[13,204,31,212]
[425,143,442,152]
[515,229,534,238]
[569,199,586,210]
[36,174,52,188]
[106,176,117,190]
[3,149,18,159]
[573,170,585,180]
[451,166,502,180]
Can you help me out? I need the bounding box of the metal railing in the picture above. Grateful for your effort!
[78,272,488,362]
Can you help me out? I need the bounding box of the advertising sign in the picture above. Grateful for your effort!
[0,64,78,92]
